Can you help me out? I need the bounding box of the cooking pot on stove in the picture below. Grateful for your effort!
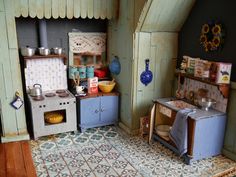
[29,84,42,97]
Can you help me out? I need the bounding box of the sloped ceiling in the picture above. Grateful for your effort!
[137,0,196,32]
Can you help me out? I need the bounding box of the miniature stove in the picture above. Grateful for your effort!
[24,56,77,139]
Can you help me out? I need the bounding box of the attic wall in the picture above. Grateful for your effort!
[107,0,146,131]
[178,0,236,161]
[178,0,236,81]
[132,32,177,129]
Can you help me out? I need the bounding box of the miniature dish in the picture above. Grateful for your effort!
[98,81,116,93]
[198,97,216,111]
[155,125,171,137]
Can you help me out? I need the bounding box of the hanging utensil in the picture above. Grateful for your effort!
[140,59,153,86]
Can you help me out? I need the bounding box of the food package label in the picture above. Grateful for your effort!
[88,77,98,94]
[216,63,232,84]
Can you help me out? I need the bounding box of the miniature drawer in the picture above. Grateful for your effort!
[159,104,172,118]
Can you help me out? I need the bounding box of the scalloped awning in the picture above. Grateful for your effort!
[14,0,118,19]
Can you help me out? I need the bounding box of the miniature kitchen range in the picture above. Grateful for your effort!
[149,55,232,164]
[21,32,119,139]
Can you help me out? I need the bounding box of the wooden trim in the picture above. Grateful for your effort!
[231,81,236,89]
[0,141,37,177]
[22,54,67,67]
[78,91,119,100]
[0,143,6,177]
[188,118,195,157]
[176,72,230,87]
[177,72,230,98]
[23,54,67,60]
[118,122,140,135]
[21,141,37,177]
[5,142,27,177]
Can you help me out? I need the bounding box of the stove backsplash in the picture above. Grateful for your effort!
[183,78,228,113]
[25,58,67,91]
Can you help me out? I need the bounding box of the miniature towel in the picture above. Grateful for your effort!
[169,108,195,156]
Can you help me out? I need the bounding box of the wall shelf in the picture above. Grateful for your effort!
[22,54,67,66]
[176,71,230,98]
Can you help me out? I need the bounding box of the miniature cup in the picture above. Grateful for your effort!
[76,85,85,93]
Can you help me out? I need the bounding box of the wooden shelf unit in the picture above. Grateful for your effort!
[22,54,67,66]
[176,72,230,98]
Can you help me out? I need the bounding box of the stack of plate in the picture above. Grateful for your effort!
[155,125,171,141]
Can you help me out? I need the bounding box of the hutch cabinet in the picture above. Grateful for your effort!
[76,92,119,132]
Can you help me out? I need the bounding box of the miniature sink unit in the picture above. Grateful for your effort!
[166,100,196,109]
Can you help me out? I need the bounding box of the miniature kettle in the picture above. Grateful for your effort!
[29,84,42,97]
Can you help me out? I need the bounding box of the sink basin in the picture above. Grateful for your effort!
[166,100,196,109]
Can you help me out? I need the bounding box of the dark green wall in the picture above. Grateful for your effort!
[16,18,107,57]
[178,0,236,81]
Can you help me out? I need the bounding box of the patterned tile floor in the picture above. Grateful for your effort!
[30,126,236,177]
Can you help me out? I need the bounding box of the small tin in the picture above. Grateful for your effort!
[86,65,94,78]
[86,65,94,73]
[69,66,78,79]
[87,72,94,78]
[78,65,86,79]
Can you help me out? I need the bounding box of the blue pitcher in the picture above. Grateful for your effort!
[109,56,121,75]
[140,59,153,86]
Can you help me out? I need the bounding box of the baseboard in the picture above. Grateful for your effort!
[118,122,140,136]
[1,133,30,143]
[222,148,236,161]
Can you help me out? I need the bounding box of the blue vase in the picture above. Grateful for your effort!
[109,56,121,75]
[140,59,153,86]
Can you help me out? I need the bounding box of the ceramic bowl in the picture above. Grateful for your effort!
[198,97,216,111]
[98,81,116,93]
[155,125,171,137]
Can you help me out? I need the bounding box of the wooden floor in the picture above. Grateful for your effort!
[0,141,37,177]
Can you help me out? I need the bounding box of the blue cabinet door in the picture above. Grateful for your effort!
[100,96,118,124]
[80,97,100,126]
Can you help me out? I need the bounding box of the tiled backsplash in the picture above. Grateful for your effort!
[183,78,228,112]
[25,58,67,92]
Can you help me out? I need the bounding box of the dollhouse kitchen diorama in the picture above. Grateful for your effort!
[17,17,233,165]
[2,1,236,175]
[18,24,120,139]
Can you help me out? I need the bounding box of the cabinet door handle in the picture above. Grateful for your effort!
[100,108,105,112]
[95,109,99,113]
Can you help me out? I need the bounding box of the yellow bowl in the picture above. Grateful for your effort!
[98,81,116,93]
[45,112,64,124]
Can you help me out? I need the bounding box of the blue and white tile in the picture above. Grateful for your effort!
[30,126,236,177]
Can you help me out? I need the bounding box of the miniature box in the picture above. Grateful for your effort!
[184,56,199,74]
[140,116,150,138]
[88,77,98,94]
[194,59,210,78]
[215,62,232,84]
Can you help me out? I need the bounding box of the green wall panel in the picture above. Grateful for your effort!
[223,87,236,159]
[0,0,4,12]
[0,12,13,99]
